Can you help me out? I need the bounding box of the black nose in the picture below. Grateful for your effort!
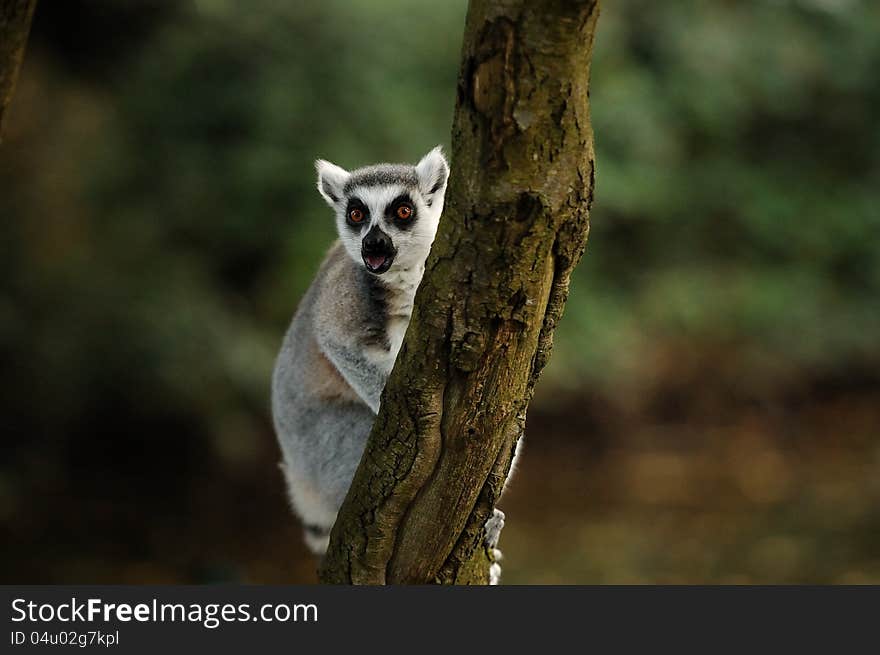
[362,225,392,253]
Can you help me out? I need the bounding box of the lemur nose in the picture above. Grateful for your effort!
[362,225,392,252]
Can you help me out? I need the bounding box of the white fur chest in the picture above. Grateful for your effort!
[386,315,409,361]
[379,265,422,361]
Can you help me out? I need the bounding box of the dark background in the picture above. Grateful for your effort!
[1,0,878,583]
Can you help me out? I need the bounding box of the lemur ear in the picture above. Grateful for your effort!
[415,146,450,207]
[315,159,350,207]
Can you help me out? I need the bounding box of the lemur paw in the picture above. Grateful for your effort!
[484,508,505,585]
[484,508,505,549]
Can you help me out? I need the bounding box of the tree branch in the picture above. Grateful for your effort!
[320,0,600,585]
[0,0,37,141]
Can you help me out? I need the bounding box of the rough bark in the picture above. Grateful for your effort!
[320,0,599,584]
[0,0,37,140]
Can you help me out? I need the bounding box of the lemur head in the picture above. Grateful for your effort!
[315,146,449,278]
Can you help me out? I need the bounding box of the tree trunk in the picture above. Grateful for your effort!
[0,0,37,140]
[320,0,599,585]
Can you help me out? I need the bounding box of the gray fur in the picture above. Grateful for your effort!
[273,244,397,542]
[274,148,514,581]
[273,147,449,555]
[343,164,419,193]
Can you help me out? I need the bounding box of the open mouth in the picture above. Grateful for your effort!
[363,252,394,274]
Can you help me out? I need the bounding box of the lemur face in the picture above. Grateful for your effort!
[316,147,449,278]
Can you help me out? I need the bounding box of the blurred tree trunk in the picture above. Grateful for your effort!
[0,0,37,140]
[320,0,599,584]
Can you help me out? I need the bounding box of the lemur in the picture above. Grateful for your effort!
[272,147,505,583]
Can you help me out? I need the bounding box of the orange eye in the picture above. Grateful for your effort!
[396,204,413,220]
[349,208,364,223]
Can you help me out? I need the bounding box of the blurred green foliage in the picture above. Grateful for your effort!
[1,0,879,583]
[1,0,467,444]
[560,0,880,397]
[3,0,879,440]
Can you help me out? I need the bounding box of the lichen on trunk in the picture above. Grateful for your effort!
[320,0,600,585]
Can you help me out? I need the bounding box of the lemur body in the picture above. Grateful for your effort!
[273,148,448,553]
[272,148,506,580]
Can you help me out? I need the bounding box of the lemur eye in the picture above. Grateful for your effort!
[396,204,413,220]
[349,208,365,223]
